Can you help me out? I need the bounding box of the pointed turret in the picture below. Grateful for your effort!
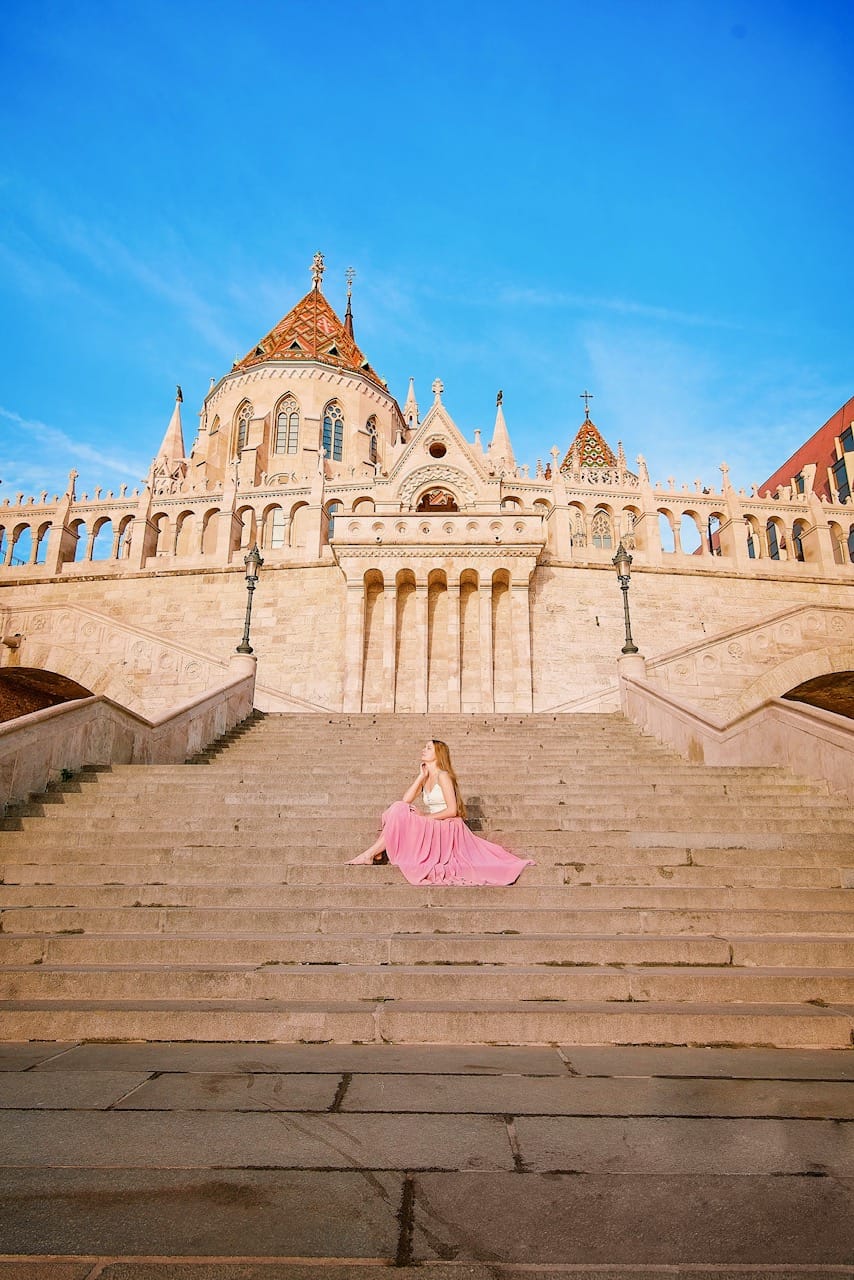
[488,389,515,472]
[150,387,188,495]
[157,386,186,463]
[403,377,419,431]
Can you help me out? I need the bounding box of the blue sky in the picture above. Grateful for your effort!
[1,0,852,499]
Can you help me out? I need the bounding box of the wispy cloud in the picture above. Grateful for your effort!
[498,286,742,331]
[0,407,149,492]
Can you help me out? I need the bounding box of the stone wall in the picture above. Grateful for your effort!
[2,560,850,717]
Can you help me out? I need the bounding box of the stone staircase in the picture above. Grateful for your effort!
[1,712,852,1046]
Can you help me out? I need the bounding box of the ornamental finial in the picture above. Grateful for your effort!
[311,251,325,290]
[345,265,356,298]
[432,378,444,400]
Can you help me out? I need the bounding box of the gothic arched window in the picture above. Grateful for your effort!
[366,416,378,465]
[274,397,300,454]
[235,402,252,454]
[322,402,344,462]
[591,509,613,549]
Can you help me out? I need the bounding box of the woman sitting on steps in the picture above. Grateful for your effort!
[347,739,534,886]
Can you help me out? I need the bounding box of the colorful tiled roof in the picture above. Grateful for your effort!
[231,287,381,384]
[560,418,617,471]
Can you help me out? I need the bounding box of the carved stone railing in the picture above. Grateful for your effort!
[0,654,256,814]
[643,604,854,721]
[618,658,854,803]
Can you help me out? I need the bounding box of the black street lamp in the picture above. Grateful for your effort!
[236,543,264,654]
[612,541,639,654]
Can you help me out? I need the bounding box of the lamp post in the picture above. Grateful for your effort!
[236,544,264,654]
[611,541,639,655]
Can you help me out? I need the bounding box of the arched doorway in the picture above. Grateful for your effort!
[0,668,94,723]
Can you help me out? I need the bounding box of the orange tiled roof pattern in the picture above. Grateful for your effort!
[232,288,381,384]
[560,418,618,471]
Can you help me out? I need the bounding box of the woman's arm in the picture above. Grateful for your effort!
[428,770,458,820]
[401,764,428,805]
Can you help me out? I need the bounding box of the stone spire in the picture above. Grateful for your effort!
[403,377,419,430]
[488,389,515,471]
[157,386,186,463]
[344,266,355,340]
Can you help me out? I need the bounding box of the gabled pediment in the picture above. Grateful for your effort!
[386,399,491,506]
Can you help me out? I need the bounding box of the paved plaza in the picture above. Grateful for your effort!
[0,1041,852,1277]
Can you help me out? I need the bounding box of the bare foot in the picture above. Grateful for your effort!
[347,851,379,865]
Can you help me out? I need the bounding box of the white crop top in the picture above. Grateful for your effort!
[422,781,447,813]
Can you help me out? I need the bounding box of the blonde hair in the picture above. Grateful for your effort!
[431,739,467,820]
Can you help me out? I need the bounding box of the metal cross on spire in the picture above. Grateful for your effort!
[345,265,356,298]
[579,389,594,420]
[311,251,325,290]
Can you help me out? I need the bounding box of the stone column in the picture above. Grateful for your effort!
[446,580,461,712]
[413,579,429,713]
[478,583,494,712]
[342,581,366,712]
[381,575,397,712]
[511,577,534,711]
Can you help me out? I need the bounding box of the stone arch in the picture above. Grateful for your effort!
[568,500,587,548]
[427,567,450,712]
[351,496,375,514]
[262,503,286,550]
[657,508,676,554]
[361,567,386,711]
[90,516,114,561]
[34,521,51,565]
[116,514,134,559]
[791,517,810,563]
[394,568,417,712]
[0,666,94,723]
[174,510,196,557]
[289,501,311,551]
[732,643,854,718]
[783,670,854,720]
[399,465,477,509]
[744,513,763,560]
[236,505,257,549]
[10,522,34,565]
[200,508,220,557]
[765,515,786,561]
[68,519,86,563]
[491,567,513,711]
[501,495,523,511]
[828,520,846,565]
[150,513,170,557]
[680,509,704,556]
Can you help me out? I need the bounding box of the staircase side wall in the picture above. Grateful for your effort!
[1,562,851,716]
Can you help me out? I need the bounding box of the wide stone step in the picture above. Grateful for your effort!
[0,998,849,1046]
[2,904,852,935]
[4,930,852,968]
[3,859,845,888]
[1,883,851,911]
[2,963,853,1005]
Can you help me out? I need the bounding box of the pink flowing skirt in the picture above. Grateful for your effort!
[381,800,534,886]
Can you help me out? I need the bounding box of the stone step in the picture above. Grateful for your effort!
[1,882,852,911]
[0,998,849,1047]
[3,834,851,864]
[2,904,852,935]
[4,930,852,969]
[3,859,845,888]
[2,963,853,1005]
[5,962,854,1008]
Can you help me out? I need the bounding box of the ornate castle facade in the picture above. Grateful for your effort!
[2,255,853,722]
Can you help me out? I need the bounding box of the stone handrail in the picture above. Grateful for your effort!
[0,653,257,814]
[618,657,854,802]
